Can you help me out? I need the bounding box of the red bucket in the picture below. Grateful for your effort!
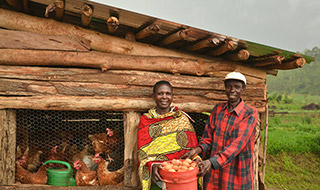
[160,160,198,190]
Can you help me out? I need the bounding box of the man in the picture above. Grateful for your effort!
[182,71,258,190]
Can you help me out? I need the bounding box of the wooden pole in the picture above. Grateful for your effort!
[262,104,269,183]
[186,37,220,52]
[0,29,91,51]
[160,29,189,46]
[54,0,64,20]
[226,49,250,61]
[0,49,237,75]
[209,39,235,56]
[0,109,16,185]
[266,57,306,70]
[249,55,285,67]
[106,16,119,34]
[135,23,160,40]
[81,3,94,27]
[123,111,140,188]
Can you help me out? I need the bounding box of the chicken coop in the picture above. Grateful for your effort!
[0,0,314,190]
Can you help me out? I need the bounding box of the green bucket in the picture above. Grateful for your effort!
[43,160,76,186]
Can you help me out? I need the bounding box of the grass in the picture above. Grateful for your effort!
[264,93,320,189]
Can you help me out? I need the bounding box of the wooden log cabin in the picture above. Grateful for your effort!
[0,0,314,189]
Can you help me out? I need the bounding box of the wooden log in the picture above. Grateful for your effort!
[123,111,140,187]
[160,29,189,46]
[0,96,266,112]
[106,16,119,34]
[187,37,220,52]
[226,49,250,61]
[0,109,16,185]
[0,29,90,51]
[262,105,269,183]
[0,49,237,75]
[54,0,64,20]
[5,0,23,11]
[0,66,266,92]
[266,57,306,70]
[209,39,235,56]
[81,3,93,27]
[248,55,285,67]
[125,31,136,42]
[0,78,265,100]
[135,23,160,40]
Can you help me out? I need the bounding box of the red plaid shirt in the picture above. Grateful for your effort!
[199,100,258,190]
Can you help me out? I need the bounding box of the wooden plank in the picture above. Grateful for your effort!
[0,66,267,92]
[0,109,16,185]
[123,112,140,188]
[0,78,266,100]
[0,96,266,113]
[0,29,91,51]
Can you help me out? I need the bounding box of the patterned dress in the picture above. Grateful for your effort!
[137,107,199,190]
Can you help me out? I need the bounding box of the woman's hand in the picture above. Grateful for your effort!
[152,164,162,181]
[180,147,202,159]
[197,160,212,177]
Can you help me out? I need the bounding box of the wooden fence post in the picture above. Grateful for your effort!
[0,109,16,185]
[123,111,141,188]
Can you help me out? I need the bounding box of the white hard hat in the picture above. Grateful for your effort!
[224,72,246,85]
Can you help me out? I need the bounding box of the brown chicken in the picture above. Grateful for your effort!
[46,145,67,168]
[89,128,120,158]
[73,159,98,186]
[16,159,29,183]
[16,160,47,184]
[24,150,43,172]
[94,156,124,186]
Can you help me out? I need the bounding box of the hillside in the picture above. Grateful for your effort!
[267,46,320,95]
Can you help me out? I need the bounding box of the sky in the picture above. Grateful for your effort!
[93,0,320,53]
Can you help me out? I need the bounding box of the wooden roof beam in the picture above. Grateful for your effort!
[106,16,119,34]
[44,0,64,20]
[160,29,189,46]
[135,23,160,40]
[266,57,306,70]
[186,37,220,52]
[81,3,94,27]
[225,49,250,61]
[209,39,235,56]
[249,55,285,67]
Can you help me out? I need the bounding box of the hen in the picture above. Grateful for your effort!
[73,159,98,186]
[16,160,47,184]
[46,145,67,168]
[89,128,120,159]
[24,150,43,172]
[94,156,124,186]
[72,145,96,170]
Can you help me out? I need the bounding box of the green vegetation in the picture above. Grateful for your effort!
[265,92,320,189]
[265,46,320,189]
[267,46,320,96]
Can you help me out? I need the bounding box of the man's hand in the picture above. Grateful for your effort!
[197,160,212,177]
[152,164,162,181]
[180,147,202,159]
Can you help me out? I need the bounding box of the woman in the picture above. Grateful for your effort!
[137,80,200,190]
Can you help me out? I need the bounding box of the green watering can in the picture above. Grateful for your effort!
[43,160,76,186]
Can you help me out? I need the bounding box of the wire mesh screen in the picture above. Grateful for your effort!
[189,112,209,141]
[15,109,124,172]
